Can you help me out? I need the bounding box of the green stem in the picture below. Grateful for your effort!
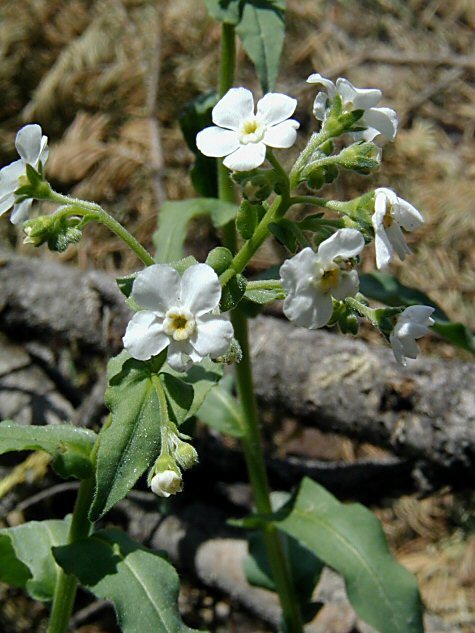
[218,22,238,253]
[289,195,329,208]
[345,296,378,325]
[49,192,155,266]
[289,128,333,190]
[47,476,95,633]
[232,313,303,632]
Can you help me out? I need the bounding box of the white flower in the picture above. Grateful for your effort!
[0,124,49,224]
[307,73,398,142]
[123,263,234,372]
[390,306,435,366]
[280,228,365,329]
[372,188,424,270]
[196,88,299,171]
[150,470,183,498]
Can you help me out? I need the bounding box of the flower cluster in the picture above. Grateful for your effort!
[307,73,398,142]
[123,263,234,372]
[0,124,48,224]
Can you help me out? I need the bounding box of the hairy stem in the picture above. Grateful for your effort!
[49,192,155,266]
[47,476,95,633]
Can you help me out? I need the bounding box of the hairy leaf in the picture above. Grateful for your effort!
[90,353,221,521]
[244,281,284,304]
[153,198,238,263]
[275,478,424,633]
[54,528,202,633]
[0,519,70,601]
[197,378,244,437]
[179,91,218,197]
[204,0,242,24]
[360,272,475,354]
[0,421,96,479]
[236,1,286,92]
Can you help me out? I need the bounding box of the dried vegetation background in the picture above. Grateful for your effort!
[0,0,474,631]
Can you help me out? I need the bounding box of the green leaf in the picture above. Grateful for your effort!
[0,421,96,479]
[236,1,286,92]
[153,198,238,263]
[360,272,475,354]
[0,519,70,601]
[244,281,285,304]
[220,273,247,311]
[275,478,424,633]
[197,377,244,437]
[179,91,218,197]
[90,352,222,521]
[205,0,242,24]
[236,200,259,239]
[268,218,308,253]
[54,528,202,633]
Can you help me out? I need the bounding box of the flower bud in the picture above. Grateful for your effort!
[150,469,183,498]
[214,337,243,365]
[23,215,55,247]
[206,247,233,275]
[232,169,277,202]
[338,142,382,174]
[23,213,83,252]
[174,440,199,470]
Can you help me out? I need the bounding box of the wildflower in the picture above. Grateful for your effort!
[372,188,424,269]
[196,88,299,171]
[307,73,398,142]
[0,124,49,224]
[150,470,183,498]
[123,263,234,371]
[390,306,435,366]
[280,228,365,329]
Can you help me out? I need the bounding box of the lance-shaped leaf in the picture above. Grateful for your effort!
[54,528,202,633]
[90,353,222,521]
[0,518,70,601]
[153,198,238,263]
[360,272,475,355]
[0,421,96,479]
[197,377,244,437]
[274,478,424,633]
[244,280,285,305]
[236,1,286,93]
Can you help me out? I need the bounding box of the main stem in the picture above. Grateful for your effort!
[216,23,303,633]
[47,476,95,633]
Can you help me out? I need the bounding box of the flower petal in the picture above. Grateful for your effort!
[374,230,393,270]
[167,340,194,372]
[15,124,43,164]
[256,93,297,126]
[11,199,32,224]
[283,288,333,329]
[307,73,337,98]
[400,305,435,324]
[223,143,266,171]
[312,92,329,121]
[393,197,424,231]
[123,311,169,361]
[196,126,240,158]
[212,88,254,130]
[363,107,398,141]
[317,228,365,265]
[192,315,234,356]
[332,270,359,300]
[0,160,24,192]
[336,79,381,109]
[132,264,180,313]
[180,263,221,316]
[386,223,411,261]
[0,192,15,216]
[389,332,406,366]
[280,247,318,296]
[262,119,299,149]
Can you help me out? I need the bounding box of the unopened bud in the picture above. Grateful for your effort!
[174,441,199,470]
[232,169,277,202]
[150,470,183,498]
[214,337,242,365]
[338,142,382,174]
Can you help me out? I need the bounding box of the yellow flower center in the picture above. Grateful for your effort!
[383,202,393,229]
[319,266,341,293]
[239,116,265,144]
[163,308,196,341]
